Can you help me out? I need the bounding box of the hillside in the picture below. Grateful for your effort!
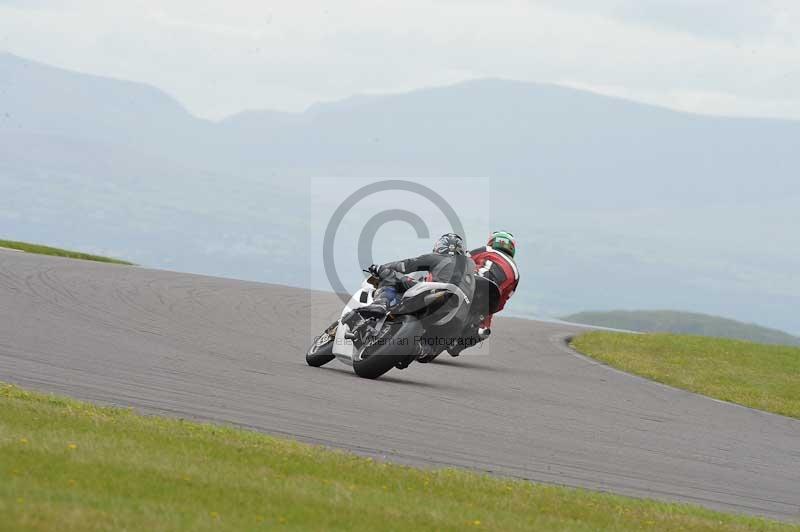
[563,310,800,347]
[0,239,131,265]
[2,53,799,334]
[220,80,800,211]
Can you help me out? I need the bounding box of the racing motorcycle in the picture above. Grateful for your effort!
[305,269,500,379]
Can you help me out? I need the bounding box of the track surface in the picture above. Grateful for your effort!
[1,251,798,521]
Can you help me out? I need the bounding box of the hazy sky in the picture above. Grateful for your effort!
[2,0,799,120]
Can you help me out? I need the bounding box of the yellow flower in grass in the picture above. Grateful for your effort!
[209,511,219,520]
[19,437,28,444]
[67,443,77,450]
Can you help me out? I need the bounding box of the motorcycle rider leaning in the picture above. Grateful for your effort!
[447,230,519,356]
[362,233,476,359]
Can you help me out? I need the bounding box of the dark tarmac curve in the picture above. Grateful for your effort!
[1,250,798,522]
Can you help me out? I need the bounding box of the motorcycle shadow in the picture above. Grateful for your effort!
[429,356,511,372]
[316,364,471,391]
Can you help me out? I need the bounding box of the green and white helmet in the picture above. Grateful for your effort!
[488,230,516,258]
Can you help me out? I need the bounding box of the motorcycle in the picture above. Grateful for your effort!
[306,269,501,379]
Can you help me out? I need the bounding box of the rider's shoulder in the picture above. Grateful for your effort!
[467,246,490,257]
[486,247,519,273]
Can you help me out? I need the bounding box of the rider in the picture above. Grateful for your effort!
[362,233,476,358]
[364,232,474,315]
[447,230,519,356]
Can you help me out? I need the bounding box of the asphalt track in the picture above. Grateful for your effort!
[1,250,798,521]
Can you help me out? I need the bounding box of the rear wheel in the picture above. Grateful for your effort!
[306,324,337,367]
[352,316,422,379]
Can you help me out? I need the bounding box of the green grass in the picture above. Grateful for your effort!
[1,384,796,531]
[562,310,800,347]
[0,239,132,265]
[571,332,800,419]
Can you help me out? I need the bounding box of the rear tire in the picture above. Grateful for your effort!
[353,316,422,379]
[306,327,336,367]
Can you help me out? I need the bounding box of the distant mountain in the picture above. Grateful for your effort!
[562,310,800,347]
[6,52,800,206]
[1,53,203,148]
[2,53,799,334]
[220,78,800,210]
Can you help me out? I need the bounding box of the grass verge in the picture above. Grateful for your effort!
[0,239,132,265]
[570,332,800,419]
[1,383,796,531]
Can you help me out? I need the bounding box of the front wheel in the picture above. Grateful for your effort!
[306,324,337,367]
[352,316,423,379]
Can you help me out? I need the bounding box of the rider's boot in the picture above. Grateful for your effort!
[359,286,396,317]
[447,327,490,357]
[415,339,439,363]
[447,343,465,357]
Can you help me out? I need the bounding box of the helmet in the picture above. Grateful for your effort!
[433,233,465,255]
[488,230,516,258]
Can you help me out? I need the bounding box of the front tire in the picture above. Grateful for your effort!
[352,316,422,379]
[306,325,337,367]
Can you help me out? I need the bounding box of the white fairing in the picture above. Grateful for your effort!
[332,324,355,362]
[332,278,375,363]
[340,278,376,318]
[329,276,470,366]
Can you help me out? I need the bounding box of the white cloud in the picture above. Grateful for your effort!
[1,0,799,120]
[535,0,782,41]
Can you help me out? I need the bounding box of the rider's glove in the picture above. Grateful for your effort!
[367,264,381,277]
[399,275,418,290]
